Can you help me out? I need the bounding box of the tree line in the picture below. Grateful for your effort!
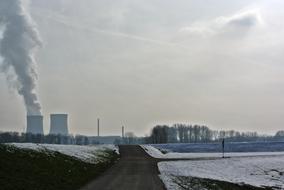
[0,124,283,145]
[0,132,91,145]
[146,124,284,144]
[0,131,141,145]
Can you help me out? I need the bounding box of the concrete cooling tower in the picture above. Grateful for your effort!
[26,115,44,134]
[49,114,68,135]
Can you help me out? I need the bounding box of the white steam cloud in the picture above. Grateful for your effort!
[0,0,42,115]
[180,9,262,37]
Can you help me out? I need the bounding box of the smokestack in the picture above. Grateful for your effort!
[0,0,42,115]
[49,114,68,135]
[97,118,100,137]
[26,115,43,134]
[122,126,124,138]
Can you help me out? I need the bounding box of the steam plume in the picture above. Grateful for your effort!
[0,0,42,115]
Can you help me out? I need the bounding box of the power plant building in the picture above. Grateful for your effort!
[26,115,44,134]
[49,114,69,135]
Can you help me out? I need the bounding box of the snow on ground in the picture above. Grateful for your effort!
[143,145,284,189]
[153,142,284,153]
[159,155,284,189]
[141,145,284,159]
[10,143,118,164]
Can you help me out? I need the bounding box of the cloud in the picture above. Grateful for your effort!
[218,10,262,27]
[180,9,262,38]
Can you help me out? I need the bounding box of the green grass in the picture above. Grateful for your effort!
[173,176,276,190]
[0,144,119,190]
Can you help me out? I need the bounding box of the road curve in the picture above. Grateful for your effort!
[81,145,166,190]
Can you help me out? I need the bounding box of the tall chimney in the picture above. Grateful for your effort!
[26,115,44,134]
[49,114,68,135]
[122,126,124,138]
[97,118,100,137]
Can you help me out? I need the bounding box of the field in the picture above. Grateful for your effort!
[142,144,284,159]
[152,141,284,153]
[11,143,119,164]
[159,156,284,190]
[142,142,284,190]
[0,143,119,190]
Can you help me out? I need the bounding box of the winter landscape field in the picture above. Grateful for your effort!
[11,143,118,164]
[1,0,284,189]
[1,142,284,190]
[0,143,119,190]
[152,141,284,153]
[142,143,284,190]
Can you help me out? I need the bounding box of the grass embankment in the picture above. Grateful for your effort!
[0,144,119,190]
[173,176,275,190]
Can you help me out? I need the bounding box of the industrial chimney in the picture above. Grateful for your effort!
[26,115,44,134]
[49,114,68,135]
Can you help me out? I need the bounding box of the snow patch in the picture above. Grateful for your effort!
[10,143,118,164]
[141,145,284,159]
[159,155,284,189]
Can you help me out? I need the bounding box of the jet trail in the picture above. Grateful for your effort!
[32,7,186,49]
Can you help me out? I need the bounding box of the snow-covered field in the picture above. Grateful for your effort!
[159,155,284,190]
[142,145,284,189]
[152,141,284,153]
[10,143,118,164]
[142,145,284,159]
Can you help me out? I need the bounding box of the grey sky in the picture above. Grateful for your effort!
[0,0,283,136]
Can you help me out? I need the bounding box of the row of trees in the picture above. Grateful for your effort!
[0,131,140,145]
[1,125,284,145]
[147,124,284,144]
[0,132,90,145]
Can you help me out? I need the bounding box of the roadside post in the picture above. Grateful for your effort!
[222,138,225,158]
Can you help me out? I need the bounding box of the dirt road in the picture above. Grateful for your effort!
[81,145,165,190]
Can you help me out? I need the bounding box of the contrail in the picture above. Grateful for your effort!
[0,0,42,115]
[32,7,186,49]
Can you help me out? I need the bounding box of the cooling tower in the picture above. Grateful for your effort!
[49,114,68,135]
[26,115,44,134]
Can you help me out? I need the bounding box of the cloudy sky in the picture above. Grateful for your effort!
[0,0,284,136]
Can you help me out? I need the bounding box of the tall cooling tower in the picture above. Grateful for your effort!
[49,114,68,135]
[26,115,44,134]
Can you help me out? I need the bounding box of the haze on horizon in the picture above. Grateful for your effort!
[0,0,283,136]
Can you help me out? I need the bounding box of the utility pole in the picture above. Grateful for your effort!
[97,118,100,137]
[122,126,125,145]
[222,138,225,158]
